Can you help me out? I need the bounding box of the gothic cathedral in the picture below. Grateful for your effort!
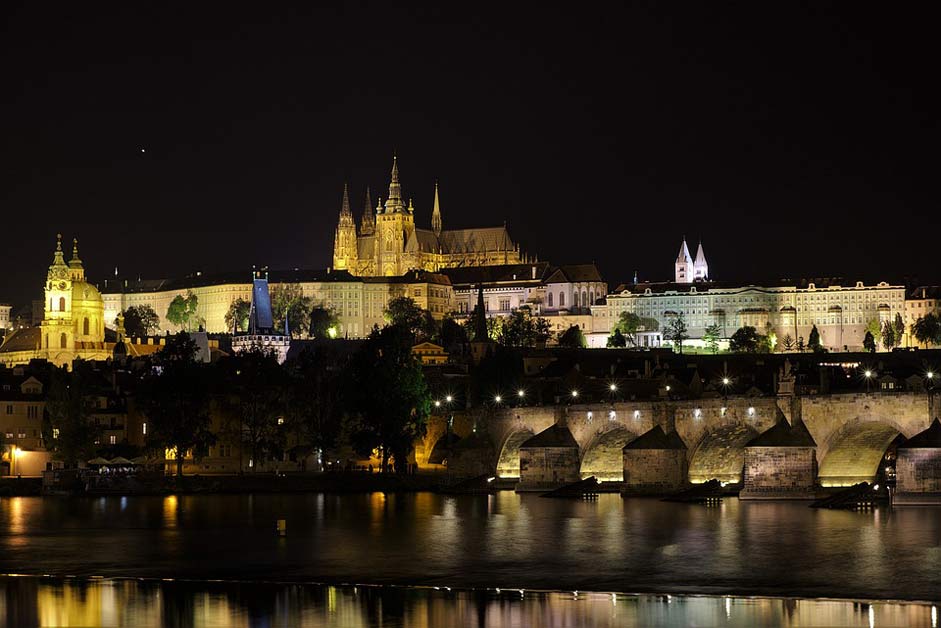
[333,156,525,276]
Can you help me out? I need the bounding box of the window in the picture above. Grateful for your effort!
[83,317,89,335]
[548,293,553,307]
[60,333,67,349]
[5,405,11,415]
[499,299,510,311]
[52,428,60,439]
[109,435,117,445]
[59,296,66,311]
[17,432,25,439]
[559,292,565,307]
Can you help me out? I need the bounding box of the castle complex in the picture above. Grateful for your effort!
[2,159,939,365]
[333,157,524,276]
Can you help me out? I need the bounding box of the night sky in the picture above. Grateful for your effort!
[1,3,937,307]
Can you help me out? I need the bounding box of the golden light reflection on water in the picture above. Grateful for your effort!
[3,578,936,628]
[162,495,178,527]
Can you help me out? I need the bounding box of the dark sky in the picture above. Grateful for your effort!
[1,3,937,307]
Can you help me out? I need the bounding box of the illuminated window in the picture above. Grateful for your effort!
[59,296,65,311]
[142,422,147,436]
[109,435,117,445]
[52,428,60,439]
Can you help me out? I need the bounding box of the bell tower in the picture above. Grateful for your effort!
[376,155,414,276]
[41,234,74,358]
[332,183,358,271]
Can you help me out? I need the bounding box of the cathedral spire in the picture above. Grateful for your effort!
[338,183,354,226]
[474,284,488,341]
[69,238,83,268]
[384,154,406,214]
[431,181,442,237]
[359,186,375,235]
[51,233,66,267]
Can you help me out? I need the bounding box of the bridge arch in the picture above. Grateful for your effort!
[817,418,907,487]
[580,426,638,481]
[688,423,759,484]
[495,429,535,479]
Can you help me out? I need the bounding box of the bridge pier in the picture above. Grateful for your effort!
[894,419,941,505]
[621,425,687,494]
[740,418,818,500]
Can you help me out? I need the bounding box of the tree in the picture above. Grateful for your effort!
[42,363,100,468]
[438,316,468,354]
[282,347,344,464]
[607,328,627,348]
[557,325,587,348]
[893,312,906,347]
[138,333,215,476]
[912,313,941,348]
[666,313,688,354]
[384,296,437,341]
[808,325,823,352]
[498,308,551,348]
[120,305,160,337]
[614,311,659,346]
[308,305,340,339]
[343,324,431,472]
[166,291,202,332]
[270,283,312,338]
[865,318,883,347]
[703,324,721,354]
[782,334,796,352]
[881,320,897,351]
[863,330,876,353]
[224,298,251,333]
[221,347,288,471]
[729,326,762,353]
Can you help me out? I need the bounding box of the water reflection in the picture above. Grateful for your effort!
[0,577,936,628]
[1,494,941,602]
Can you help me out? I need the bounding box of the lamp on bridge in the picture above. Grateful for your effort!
[864,369,874,393]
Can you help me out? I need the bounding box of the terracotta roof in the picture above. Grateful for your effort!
[899,419,941,448]
[520,423,579,449]
[0,327,41,353]
[746,417,817,447]
[623,424,687,450]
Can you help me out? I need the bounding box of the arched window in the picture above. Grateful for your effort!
[58,296,66,312]
[590,291,595,306]
[582,291,588,308]
[60,333,67,349]
[45,334,49,349]
[559,292,565,307]
[547,292,553,307]
[83,317,89,335]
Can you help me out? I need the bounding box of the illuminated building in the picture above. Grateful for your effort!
[230,271,291,363]
[333,156,525,276]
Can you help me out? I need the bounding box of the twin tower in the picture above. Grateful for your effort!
[674,237,709,283]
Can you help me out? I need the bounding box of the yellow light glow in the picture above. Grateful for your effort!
[327,326,338,339]
[609,383,617,391]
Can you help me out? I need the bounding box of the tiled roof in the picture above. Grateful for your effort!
[0,327,41,353]
[436,226,516,254]
[546,264,604,283]
[440,263,550,287]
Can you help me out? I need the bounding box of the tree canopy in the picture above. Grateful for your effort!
[120,305,160,337]
[498,308,551,348]
[384,296,436,341]
[912,313,941,348]
[557,324,587,348]
[224,298,251,333]
[138,333,215,476]
[42,363,100,468]
[729,326,763,353]
[271,283,312,338]
[308,305,340,339]
[343,324,431,472]
[166,291,203,332]
[666,313,688,354]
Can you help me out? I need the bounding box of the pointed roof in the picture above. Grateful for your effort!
[338,183,354,226]
[520,423,579,449]
[431,181,442,236]
[623,425,687,450]
[899,419,941,448]
[69,238,83,269]
[384,154,406,214]
[676,237,692,264]
[49,233,67,270]
[473,284,488,341]
[746,417,817,447]
[360,187,375,234]
[694,241,707,265]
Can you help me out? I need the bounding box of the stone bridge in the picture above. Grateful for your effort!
[416,392,941,486]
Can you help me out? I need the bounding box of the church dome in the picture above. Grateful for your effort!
[71,279,102,305]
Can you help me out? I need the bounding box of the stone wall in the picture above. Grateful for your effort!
[622,449,687,494]
[895,448,941,504]
[517,446,580,491]
[740,447,817,499]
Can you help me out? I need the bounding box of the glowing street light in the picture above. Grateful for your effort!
[517,389,525,398]
[445,395,453,403]
[571,390,579,399]
[434,400,442,408]
[722,377,730,386]
[609,383,617,392]
[494,395,502,404]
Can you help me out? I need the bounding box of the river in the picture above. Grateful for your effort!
[0,492,939,626]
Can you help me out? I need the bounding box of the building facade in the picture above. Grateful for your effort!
[597,239,906,352]
[333,157,525,276]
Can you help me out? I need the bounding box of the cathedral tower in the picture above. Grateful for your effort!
[333,183,358,271]
[693,240,709,280]
[675,236,694,283]
[359,187,375,235]
[375,155,415,276]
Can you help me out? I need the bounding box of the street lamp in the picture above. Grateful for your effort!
[609,383,617,392]
[571,390,579,399]
[864,369,873,393]
[517,389,525,398]
[494,395,502,404]
[445,395,453,403]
